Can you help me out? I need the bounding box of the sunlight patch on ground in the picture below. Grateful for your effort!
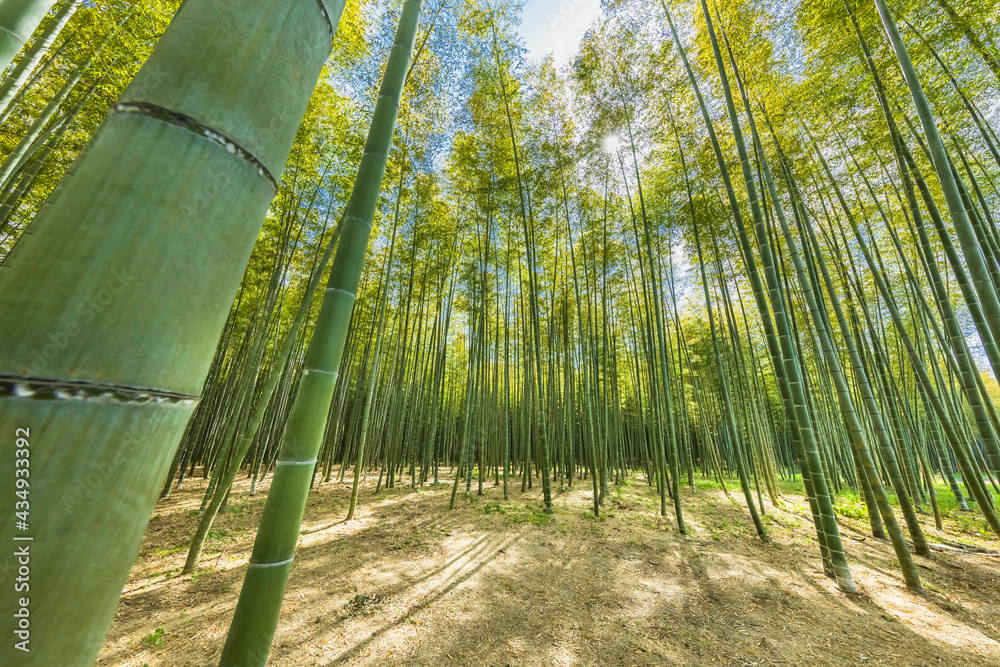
[100,473,1000,666]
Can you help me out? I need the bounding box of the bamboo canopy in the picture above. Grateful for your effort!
[0,0,998,663]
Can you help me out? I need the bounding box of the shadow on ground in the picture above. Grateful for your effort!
[98,471,1000,666]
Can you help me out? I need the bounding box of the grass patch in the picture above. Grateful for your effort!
[834,490,869,520]
[484,502,504,515]
[142,628,165,647]
[509,510,552,526]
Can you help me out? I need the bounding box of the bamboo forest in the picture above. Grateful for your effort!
[2,0,1000,664]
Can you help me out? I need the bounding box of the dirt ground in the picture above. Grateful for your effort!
[98,469,1000,666]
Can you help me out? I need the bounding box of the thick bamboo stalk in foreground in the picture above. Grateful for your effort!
[0,0,60,72]
[0,0,81,120]
[0,0,345,663]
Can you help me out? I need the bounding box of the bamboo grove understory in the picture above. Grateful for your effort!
[1,0,999,664]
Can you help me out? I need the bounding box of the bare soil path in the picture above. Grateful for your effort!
[98,471,1000,666]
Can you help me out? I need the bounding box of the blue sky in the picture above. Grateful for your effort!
[517,0,603,67]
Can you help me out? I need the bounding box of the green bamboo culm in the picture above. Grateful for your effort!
[693,222,765,540]
[713,16,922,589]
[182,214,345,575]
[0,0,346,663]
[347,213,399,520]
[0,0,60,72]
[218,2,423,664]
[873,0,1000,473]
[0,13,124,190]
[0,0,82,120]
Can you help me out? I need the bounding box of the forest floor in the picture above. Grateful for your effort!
[98,469,1000,667]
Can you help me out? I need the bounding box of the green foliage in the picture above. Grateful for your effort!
[152,546,185,558]
[6,0,1000,659]
[834,491,870,520]
[951,514,992,538]
[484,502,504,514]
[141,629,165,647]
